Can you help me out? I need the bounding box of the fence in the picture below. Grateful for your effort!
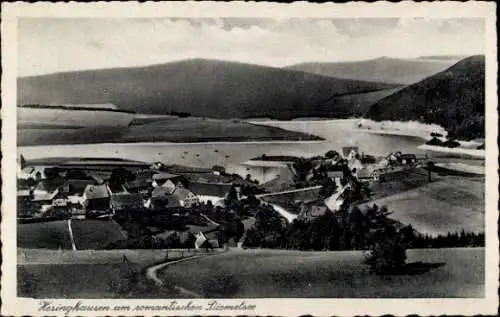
[18,247,221,265]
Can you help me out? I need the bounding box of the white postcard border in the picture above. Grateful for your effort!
[2,2,498,316]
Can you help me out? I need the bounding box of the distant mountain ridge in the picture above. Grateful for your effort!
[286,57,463,85]
[366,55,485,140]
[18,59,398,120]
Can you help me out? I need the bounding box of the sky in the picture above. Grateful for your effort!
[17,17,485,77]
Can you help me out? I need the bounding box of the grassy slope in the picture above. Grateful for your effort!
[18,220,127,250]
[18,59,397,120]
[18,248,483,298]
[71,220,127,249]
[17,117,323,146]
[367,175,484,236]
[366,55,485,139]
[158,248,484,298]
[286,57,460,85]
[17,220,73,249]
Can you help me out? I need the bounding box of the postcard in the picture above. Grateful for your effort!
[1,1,498,316]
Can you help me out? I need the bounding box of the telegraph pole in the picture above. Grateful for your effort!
[427,161,435,182]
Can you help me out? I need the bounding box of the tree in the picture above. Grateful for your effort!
[43,167,63,180]
[109,167,135,191]
[291,158,314,187]
[324,150,340,159]
[363,205,408,274]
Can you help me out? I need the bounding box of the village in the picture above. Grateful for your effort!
[17,146,431,250]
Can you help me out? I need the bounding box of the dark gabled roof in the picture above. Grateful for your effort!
[66,179,98,194]
[152,172,181,180]
[125,178,152,190]
[189,182,233,197]
[400,153,417,159]
[110,193,144,210]
[342,146,359,157]
[35,178,67,193]
[84,184,110,199]
[327,171,344,178]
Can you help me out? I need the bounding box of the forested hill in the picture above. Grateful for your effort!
[18,59,397,120]
[286,57,460,85]
[366,55,485,140]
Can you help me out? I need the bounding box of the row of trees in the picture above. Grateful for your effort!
[243,203,484,273]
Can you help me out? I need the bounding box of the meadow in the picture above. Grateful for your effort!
[367,176,484,236]
[17,219,126,250]
[158,248,484,298]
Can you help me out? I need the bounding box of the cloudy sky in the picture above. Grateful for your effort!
[18,17,485,77]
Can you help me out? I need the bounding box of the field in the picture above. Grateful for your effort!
[157,248,484,298]
[17,220,73,249]
[367,175,484,236]
[17,248,483,299]
[17,248,203,298]
[18,263,129,298]
[17,219,126,250]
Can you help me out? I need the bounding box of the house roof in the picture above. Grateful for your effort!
[110,193,144,210]
[32,188,61,202]
[172,187,197,201]
[152,172,181,180]
[152,186,174,198]
[400,154,417,159]
[125,178,152,190]
[342,146,359,157]
[327,171,344,178]
[67,179,98,194]
[35,178,67,193]
[17,189,31,197]
[189,182,233,198]
[84,184,110,200]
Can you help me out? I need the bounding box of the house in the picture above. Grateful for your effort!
[150,185,199,210]
[189,182,234,205]
[342,146,359,160]
[33,178,69,199]
[32,188,70,215]
[83,184,111,211]
[327,170,344,182]
[17,189,37,218]
[298,200,330,221]
[152,172,189,188]
[110,192,144,211]
[399,154,417,165]
[124,177,153,196]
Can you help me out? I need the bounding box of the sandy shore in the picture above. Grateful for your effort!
[358,128,430,140]
[418,144,485,158]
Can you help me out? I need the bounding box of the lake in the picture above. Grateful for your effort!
[18,119,426,169]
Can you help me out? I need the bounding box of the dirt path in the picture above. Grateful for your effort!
[145,250,228,297]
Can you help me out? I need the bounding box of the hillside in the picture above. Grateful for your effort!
[286,57,461,85]
[366,55,485,140]
[18,59,397,120]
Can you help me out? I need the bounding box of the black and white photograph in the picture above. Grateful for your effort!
[1,2,498,316]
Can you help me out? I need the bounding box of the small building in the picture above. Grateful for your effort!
[32,188,70,216]
[399,154,417,165]
[152,172,189,188]
[298,200,330,221]
[83,184,111,211]
[327,170,344,182]
[124,178,153,196]
[342,146,359,160]
[110,192,144,211]
[150,185,199,209]
[189,182,234,205]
